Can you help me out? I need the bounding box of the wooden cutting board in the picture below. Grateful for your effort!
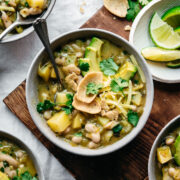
[3,6,180,180]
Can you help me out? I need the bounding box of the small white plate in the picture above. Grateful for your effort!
[129,0,180,83]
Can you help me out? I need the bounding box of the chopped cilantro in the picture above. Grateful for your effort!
[3,161,9,168]
[37,100,55,113]
[127,110,139,126]
[74,132,82,137]
[5,0,9,5]
[99,58,119,76]
[0,167,4,172]
[13,171,38,180]
[110,78,129,93]
[62,94,74,115]
[126,0,140,21]
[79,60,90,72]
[86,82,103,95]
[25,2,29,7]
[112,124,123,134]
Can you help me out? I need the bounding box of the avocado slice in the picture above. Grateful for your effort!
[101,40,122,60]
[175,135,180,165]
[78,58,91,76]
[83,37,104,75]
[166,60,180,68]
[115,61,137,80]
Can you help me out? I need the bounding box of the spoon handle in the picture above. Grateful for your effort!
[33,18,62,85]
[0,22,19,41]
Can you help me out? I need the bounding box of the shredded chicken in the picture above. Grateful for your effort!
[101,99,110,111]
[1,11,12,28]
[55,56,66,66]
[63,64,80,75]
[8,0,17,7]
[101,109,119,121]
[65,72,82,91]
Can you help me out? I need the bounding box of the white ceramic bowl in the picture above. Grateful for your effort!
[0,130,44,180]
[129,0,180,83]
[148,115,180,180]
[26,28,154,156]
[0,0,56,44]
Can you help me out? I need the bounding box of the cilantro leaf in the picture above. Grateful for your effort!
[0,167,4,172]
[127,110,139,126]
[112,124,123,134]
[110,78,129,93]
[99,58,119,76]
[86,82,103,95]
[3,161,9,168]
[79,60,90,72]
[126,0,140,21]
[25,2,29,7]
[74,132,82,136]
[37,100,55,113]
[62,94,74,115]
[13,171,38,180]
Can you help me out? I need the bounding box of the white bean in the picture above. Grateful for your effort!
[72,136,82,144]
[91,133,100,143]
[43,110,52,120]
[168,167,176,177]
[166,137,175,145]
[85,124,97,133]
[88,141,98,149]
[16,150,24,158]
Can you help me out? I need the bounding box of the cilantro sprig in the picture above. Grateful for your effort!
[86,82,103,95]
[127,110,139,127]
[126,0,140,21]
[12,171,37,180]
[37,100,55,113]
[110,78,129,93]
[99,58,119,76]
[62,94,74,115]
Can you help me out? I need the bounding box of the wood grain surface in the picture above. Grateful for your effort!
[3,6,180,180]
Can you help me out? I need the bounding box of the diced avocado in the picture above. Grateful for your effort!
[72,113,85,129]
[83,37,104,74]
[132,93,142,106]
[0,171,9,180]
[162,167,173,180]
[174,135,180,165]
[101,40,122,60]
[157,146,172,164]
[55,92,68,106]
[38,62,52,82]
[115,61,137,80]
[88,37,104,61]
[47,111,71,133]
[98,117,109,126]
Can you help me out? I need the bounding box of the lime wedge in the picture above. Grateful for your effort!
[175,26,180,35]
[149,13,180,49]
[162,6,180,29]
[166,60,180,68]
[141,47,180,61]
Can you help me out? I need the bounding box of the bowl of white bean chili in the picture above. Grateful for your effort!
[149,115,180,180]
[26,28,154,156]
[0,130,44,180]
[0,0,56,43]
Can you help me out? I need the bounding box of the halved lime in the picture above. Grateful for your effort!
[162,6,180,29]
[149,13,180,49]
[175,26,180,35]
[141,47,180,61]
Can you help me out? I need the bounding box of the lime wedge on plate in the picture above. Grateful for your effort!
[141,47,180,61]
[149,13,180,49]
[175,26,180,35]
[162,6,180,29]
[166,60,180,68]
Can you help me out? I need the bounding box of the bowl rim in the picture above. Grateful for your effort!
[148,114,180,180]
[0,0,56,44]
[129,0,180,84]
[26,28,154,156]
[0,130,45,180]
